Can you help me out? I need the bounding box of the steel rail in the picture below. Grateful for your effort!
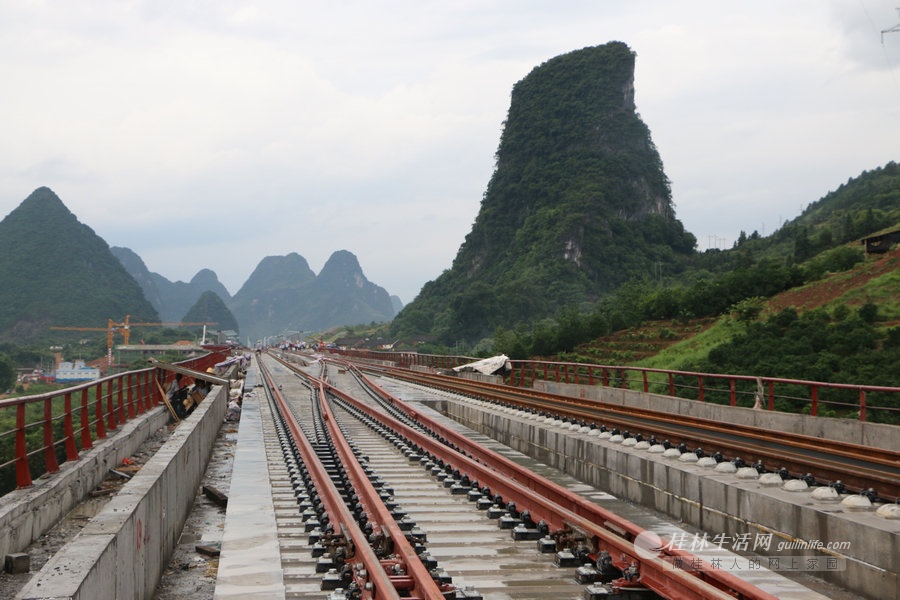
[369,364,899,467]
[292,358,779,600]
[313,371,450,599]
[349,363,646,530]
[431,376,898,496]
[363,363,900,500]
[466,373,899,468]
[329,348,900,421]
[260,357,448,599]
[259,359,404,599]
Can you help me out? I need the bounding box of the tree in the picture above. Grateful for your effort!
[858,301,878,324]
[731,297,765,323]
[793,227,812,262]
[555,306,584,353]
[862,208,876,235]
[493,326,531,360]
[0,355,14,391]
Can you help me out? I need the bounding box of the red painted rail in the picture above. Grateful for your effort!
[259,358,447,599]
[0,352,227,494]
[317,360,777,600]
[329,349,900,423]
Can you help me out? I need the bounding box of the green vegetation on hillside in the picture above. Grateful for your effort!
[696,305,900,422]
[0,188,158,343]
[183,291,239,334]
[700,304,888,381]
[472,159,900,423]
[491,247,865,359]
[726,162,900,266]
[392,42,695,345]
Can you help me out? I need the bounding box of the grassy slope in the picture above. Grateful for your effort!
[612,245,900,372]
[634,318,739,372]
[766,245,899,318]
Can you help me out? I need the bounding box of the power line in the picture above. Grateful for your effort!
[880,7,900,43]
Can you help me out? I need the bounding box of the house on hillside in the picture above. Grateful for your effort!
[861,229,900,254]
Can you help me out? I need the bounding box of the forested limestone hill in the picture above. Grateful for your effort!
[0,188,158,342]
[228,250,396,342]
[392,42,695,345]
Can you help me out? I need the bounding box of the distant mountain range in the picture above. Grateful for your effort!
[0,187,401,344]
[227,249,398,342]
[115,247,400,343]
[111,247,232,323]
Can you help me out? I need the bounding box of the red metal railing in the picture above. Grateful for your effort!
[0,352,226,494]
[329,349,900,423]
[508,360,900,423]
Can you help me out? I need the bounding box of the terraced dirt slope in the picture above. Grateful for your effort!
[570,245,899,366]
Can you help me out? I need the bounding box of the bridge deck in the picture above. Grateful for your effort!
[3,355,895,600]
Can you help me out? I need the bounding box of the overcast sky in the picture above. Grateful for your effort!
[1,1,898,304]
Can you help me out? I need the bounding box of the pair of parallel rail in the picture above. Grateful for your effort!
[262,352,782,599]
[357,362,900,502]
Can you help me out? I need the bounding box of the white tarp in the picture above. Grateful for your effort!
[452,354,511,375]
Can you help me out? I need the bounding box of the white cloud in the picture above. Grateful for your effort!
[1,0,898,301]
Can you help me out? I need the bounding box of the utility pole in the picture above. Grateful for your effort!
[883,8,900,44]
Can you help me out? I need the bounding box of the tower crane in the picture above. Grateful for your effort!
[50,315,217,367]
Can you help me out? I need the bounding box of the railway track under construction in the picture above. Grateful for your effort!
[258,351,845,599]
[348,361,900,503]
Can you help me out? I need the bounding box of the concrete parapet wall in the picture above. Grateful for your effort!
[443,400,899,600]
[533,380,899,452]
[0,406,170,562]
[16,385,228,600]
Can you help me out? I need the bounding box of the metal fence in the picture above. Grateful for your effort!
[330,349,900,423]
[0,352,226,494]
